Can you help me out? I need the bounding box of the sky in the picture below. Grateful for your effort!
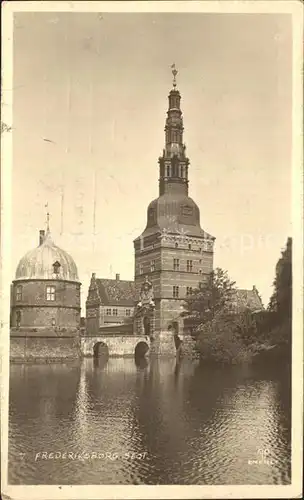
[11,11,292,312]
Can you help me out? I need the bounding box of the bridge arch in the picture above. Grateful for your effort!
[93,341,109,359]
[81,335,151,358]
[134,341,149,360]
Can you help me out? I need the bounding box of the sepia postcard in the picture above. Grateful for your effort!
[1,1,303,499]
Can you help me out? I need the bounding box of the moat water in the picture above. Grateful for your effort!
[8,357,291,485]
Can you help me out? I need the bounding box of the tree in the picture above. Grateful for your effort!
[196,309,261,364]
[182,268,236,335]
[268,237,292,319]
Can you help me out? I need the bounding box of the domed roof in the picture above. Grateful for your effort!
[139,193,213,239]
[15,230,79,281]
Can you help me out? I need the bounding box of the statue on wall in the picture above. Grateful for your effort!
[137,276,155,309]
[135,277,155,337]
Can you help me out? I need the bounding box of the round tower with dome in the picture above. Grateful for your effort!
[10,218,81,359]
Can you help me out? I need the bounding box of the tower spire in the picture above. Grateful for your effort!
[158,70,190,196]
[46,211,50,232]
[45,203,50,232]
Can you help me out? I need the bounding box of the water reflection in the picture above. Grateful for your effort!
[9,357,290,485]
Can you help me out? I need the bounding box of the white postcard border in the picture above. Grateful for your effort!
[1,1,303,499]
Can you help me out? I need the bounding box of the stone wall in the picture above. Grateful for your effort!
[10,336,81,361]
[86,304,100,335]
[149,331,177,357]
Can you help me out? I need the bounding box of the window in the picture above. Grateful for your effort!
[53,261,61,275]
[173,258,179,271]
[186,287,193,296]
[188,244,192,250]
[166,165,170,177]
[16,310,21,328]
[126,309,131,316]
[113,308,118,316]
[139,263,144,275]
[106,308,111,315]
[187,260,193,272]
[151,260,155,272]
[181,166,184,178]
[173,286,179,298]
[199,259,202,264]
[46,286,56,301]
[175,242,178,248]
[16,285,22,301]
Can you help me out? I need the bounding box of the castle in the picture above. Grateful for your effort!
[10,70,263,360]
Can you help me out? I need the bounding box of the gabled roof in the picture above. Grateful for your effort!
[96,278,136,307]
[234,288,264,312]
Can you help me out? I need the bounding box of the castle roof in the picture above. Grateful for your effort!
[96,278,135,307]
[15,229,79,282]
[234,288,264,312]
[137,193,214,241]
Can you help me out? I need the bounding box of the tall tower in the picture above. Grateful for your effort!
[133,67,215,353]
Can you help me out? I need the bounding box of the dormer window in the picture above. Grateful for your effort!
[53,261,61,275]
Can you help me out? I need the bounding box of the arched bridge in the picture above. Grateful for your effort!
[81,335,151,358]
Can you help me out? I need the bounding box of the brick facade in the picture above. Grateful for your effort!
[11,279,81,329]
[134,233,214,335]
[99,305,134,326]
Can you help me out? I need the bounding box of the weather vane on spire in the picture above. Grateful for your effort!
[45,203,50,231]
[171,63,178,88]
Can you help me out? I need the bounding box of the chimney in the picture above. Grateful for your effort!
[39,230,45,246]
[116,273,120,281]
